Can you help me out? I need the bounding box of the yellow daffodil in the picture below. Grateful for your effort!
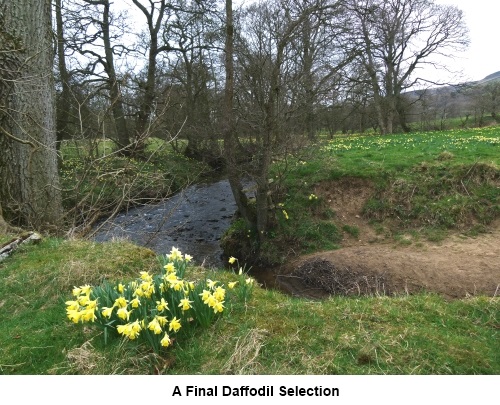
[178,298,193,311]
[160,333,171,347]
[206,279,217,289]
[66,309,81,323]
[228,256,237,264]
[163,262,175,273]
[148,318,163,335]
[72,286,82,297]
[140,281,155,298]
[117,324,129,336]
[80,285,92,296]
[184,254,193,262]
[117,283,124,293]
[156,298,168,312]
[117,307,132,321]
[101,306,113,318]
[282,210,289,220]
[65,300,79,311]
[168,247,182,261]
[199,289,211,302]
[130,298,141,308]
[77,295,90,306]
[80,308,96,322]
[86,299,98,310]
[140,271,152,282]
[169,317,181,333]
[228,281,238,289]
[128,321,142,339]
[156,315,168,327]
[213,300,224,314]
[246,278,254,285]
[204,294,217,308]
[214,286,225,302]
[114,296,128,308]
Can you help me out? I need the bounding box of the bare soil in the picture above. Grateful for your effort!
[259,179,500,299]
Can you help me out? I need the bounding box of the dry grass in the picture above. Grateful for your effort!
[222,328,269,374]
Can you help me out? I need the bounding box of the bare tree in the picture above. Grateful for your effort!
[346,0,469,134]
[0,0,63,228]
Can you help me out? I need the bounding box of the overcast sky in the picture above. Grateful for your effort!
[430,0,499,82]
[119,0,498,84]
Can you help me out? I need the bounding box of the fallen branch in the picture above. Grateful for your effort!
[0,232,42,262]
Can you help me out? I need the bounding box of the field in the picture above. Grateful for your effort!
[0,127,499,375]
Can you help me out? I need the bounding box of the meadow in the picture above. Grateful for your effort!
[0,126,498,374]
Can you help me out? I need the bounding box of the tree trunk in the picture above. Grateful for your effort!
[0,0,63,229]
[102,1,130,153]
[223,0,252,227]
[55,0,71,150]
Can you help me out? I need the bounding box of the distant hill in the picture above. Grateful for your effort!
[478,71,500,84]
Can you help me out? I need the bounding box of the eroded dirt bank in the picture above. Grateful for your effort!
[270,228,500,299]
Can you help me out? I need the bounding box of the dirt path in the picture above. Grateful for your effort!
[256,179,500,299]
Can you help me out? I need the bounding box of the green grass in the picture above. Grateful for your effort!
[0,237,498,374]
[253,127,500,258]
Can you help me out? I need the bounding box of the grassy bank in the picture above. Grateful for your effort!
[244,126,500,262]
[0,237,498,374]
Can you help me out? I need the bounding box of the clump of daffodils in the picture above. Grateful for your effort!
[66,247,253,353]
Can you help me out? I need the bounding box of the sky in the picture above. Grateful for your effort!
[118,0,498,85]
[429,0,500,83]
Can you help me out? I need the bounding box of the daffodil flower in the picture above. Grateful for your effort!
[117,307,132,321]
[178,298,193,311]
[168,247,182,261]
[169,317,181,332]
[213,300,224,314]
[117,283,125,293]
[114,296,128,308]
[80,308,96,322]
[160,333,171,347]
[228,256,237,264]
[206,279,218,289]
[163,262,175,273]
[228,281,238,289]
[214,286,225,301]
[156,298,168,312]
[101,306,113,318]
[156,315,168,327]
[184,254,193,262]
[148,318,163,335]
[199,289,211,302]
[130,298,141,308]
[66,309,81,323]
[65,300,79,311]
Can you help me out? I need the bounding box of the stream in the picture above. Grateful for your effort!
[92,179,248,268]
